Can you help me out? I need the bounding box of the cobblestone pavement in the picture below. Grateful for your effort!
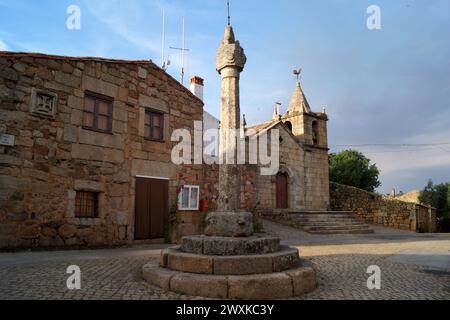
[1,222,449,300]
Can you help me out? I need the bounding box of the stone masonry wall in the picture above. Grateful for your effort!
[330,182,436,232]
[0,52,207,249]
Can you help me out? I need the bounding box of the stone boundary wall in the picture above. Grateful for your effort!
[330,182,436,232]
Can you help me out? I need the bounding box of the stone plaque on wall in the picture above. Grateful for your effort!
[0,133,15,146]
[30,88,58,118]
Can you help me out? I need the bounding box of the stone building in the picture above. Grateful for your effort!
[0,52,211,248]
[0,50,331,249]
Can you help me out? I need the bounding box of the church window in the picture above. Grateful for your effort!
[312,120,319,145]
[285,121,293,132]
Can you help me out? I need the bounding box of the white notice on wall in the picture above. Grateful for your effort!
[0,134,15,146]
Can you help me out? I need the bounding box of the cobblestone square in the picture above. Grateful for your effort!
[1,221,449,300]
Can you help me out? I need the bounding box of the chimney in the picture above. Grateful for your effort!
[272,102,281,120]
[190,76,204,101]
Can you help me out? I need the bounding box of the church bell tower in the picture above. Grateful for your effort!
[283,74,328,149]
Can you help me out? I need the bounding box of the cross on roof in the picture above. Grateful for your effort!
[227,0,231,25]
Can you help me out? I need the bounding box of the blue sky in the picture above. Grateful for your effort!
[1,0,450,194]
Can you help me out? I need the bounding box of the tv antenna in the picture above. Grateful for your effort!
[161,9,170,70]
[293,68,302,82]
[170,17,190,85]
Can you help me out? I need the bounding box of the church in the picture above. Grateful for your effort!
[240,77,330,212]
[199,77,330,213]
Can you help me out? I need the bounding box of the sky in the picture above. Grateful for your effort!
[1,0,449,194]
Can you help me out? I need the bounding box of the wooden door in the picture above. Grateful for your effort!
[135,177,168,240]
[276,173,288,209]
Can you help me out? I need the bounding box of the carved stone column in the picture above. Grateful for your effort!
[204,25,253,237]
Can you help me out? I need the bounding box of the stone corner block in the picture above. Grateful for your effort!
[272,247,300,272]
[213,255,273,275]
[160,246,181,267]
[228,273,293,299]
[285,265,317,296]
[180,236,204,254]
[170,274,228,299]
[142,263,178,291]
[167,251,213,274]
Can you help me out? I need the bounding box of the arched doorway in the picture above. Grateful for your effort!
[276,172,289,209]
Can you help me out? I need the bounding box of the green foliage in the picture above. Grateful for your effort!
[199,211,208,232]
[250,207,264,233]
[253,216,264,233]
[329,150,381,192]
[165,197,179,243]
[419,180,450,219]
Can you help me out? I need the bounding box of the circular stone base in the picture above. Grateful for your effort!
[162,246,299,275]
[143,260,317,299]
[181,234,280,256]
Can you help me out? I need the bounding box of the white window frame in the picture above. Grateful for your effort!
[178,185,200,211]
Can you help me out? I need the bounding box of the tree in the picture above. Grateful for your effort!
[419,180,450,218]
[329,150,381,192]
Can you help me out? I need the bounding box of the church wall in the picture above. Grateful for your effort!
[254,126,303,211]
[302,147,330,210]
[239,124,330,213]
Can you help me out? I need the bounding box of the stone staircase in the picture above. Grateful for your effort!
[263,211,374,235]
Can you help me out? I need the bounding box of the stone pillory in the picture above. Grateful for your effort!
[215,24,247,213]
[203,23,253,238]
[143,20,317,299]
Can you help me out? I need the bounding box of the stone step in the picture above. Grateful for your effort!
[262,212,374,235]
[302,224,371,231]
[291,214,357,219]
[291,217,362,223]
[300,222,369,227]
[181,235,280,256]
[292,218,363,223]
[292,220,365,225]
[307,228,374,235]
[143,259,317,299]
[288,211,354,215]
[294,218,364,223]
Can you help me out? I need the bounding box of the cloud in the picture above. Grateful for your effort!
[0,40,9,51]
[83,0,162,54]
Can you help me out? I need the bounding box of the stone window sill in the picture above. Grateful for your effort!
[75,218,102,226]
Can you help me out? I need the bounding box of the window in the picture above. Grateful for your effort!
[312,121,319,145]
[285,121,293,132]
[83,92,113,133]
[75,191,99,218]
[145,110,164,141]
[178,185,200,211]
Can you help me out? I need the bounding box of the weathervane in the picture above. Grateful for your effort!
[227,0,231,25]
[293,68,302,82]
